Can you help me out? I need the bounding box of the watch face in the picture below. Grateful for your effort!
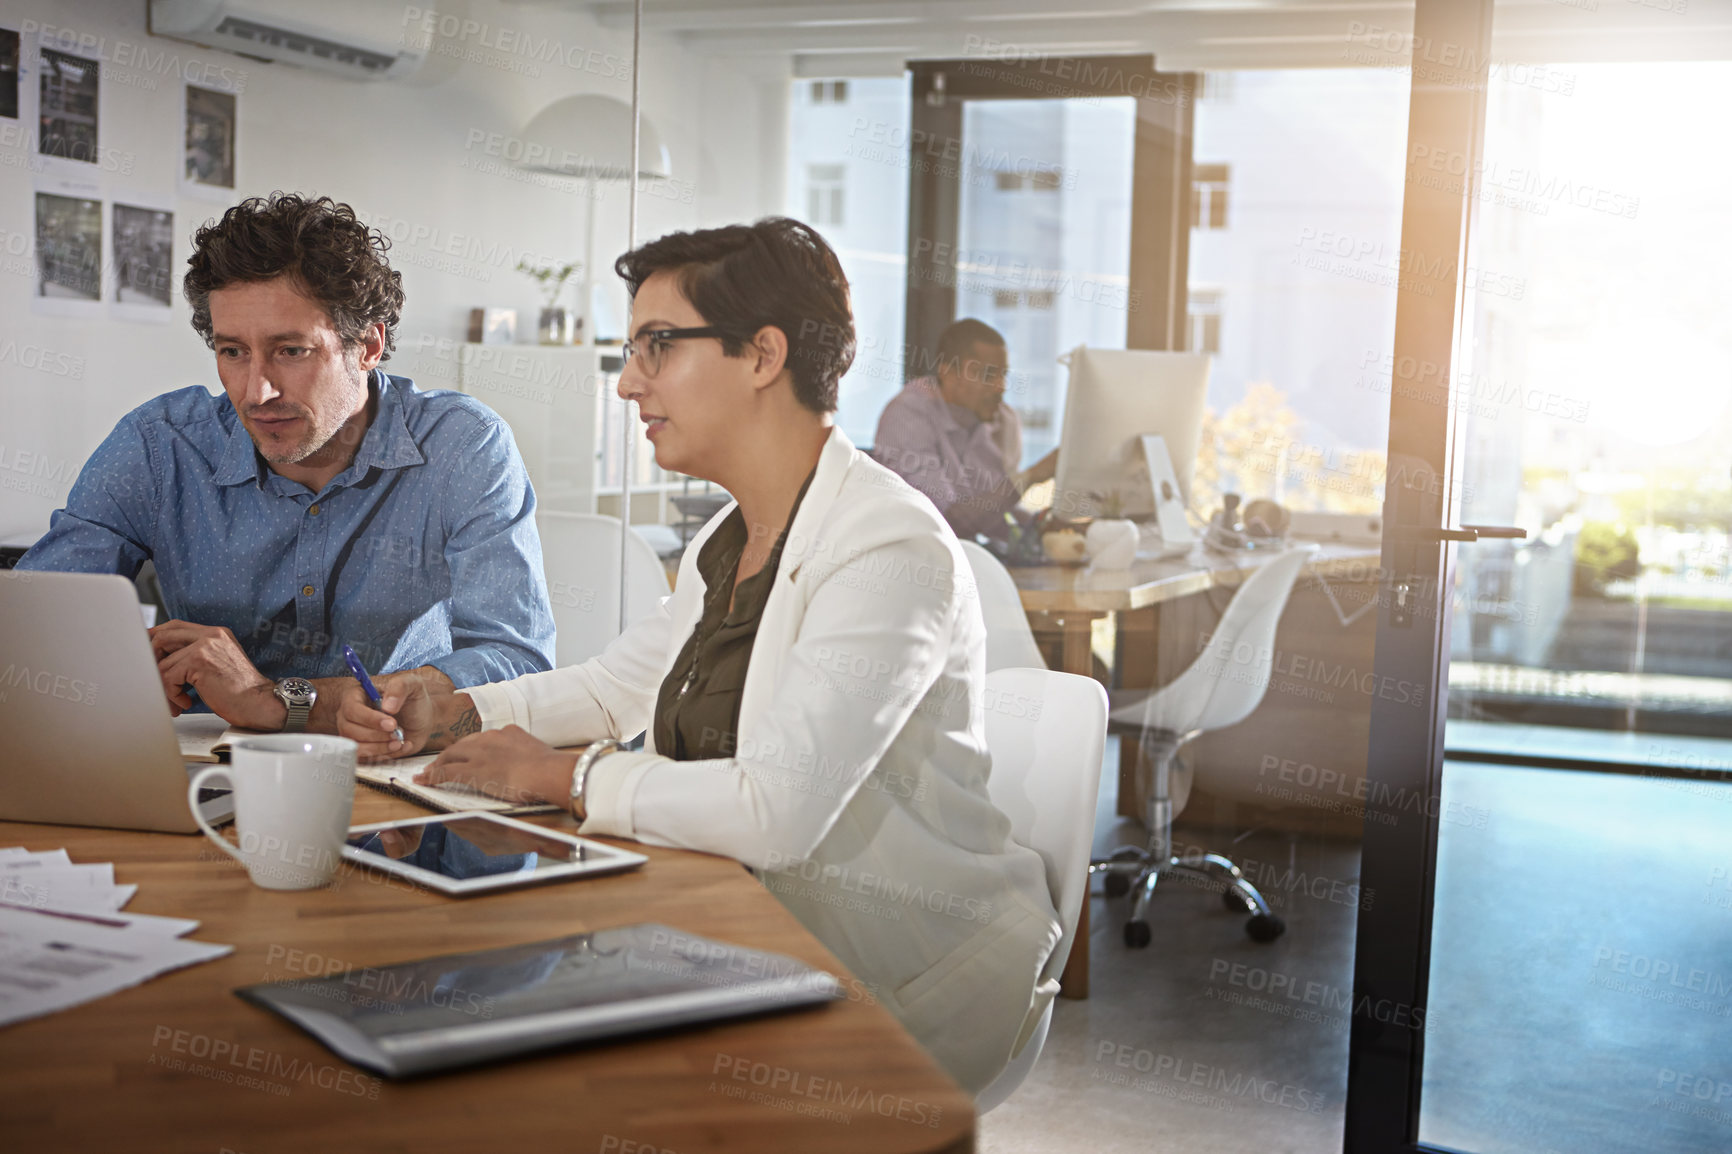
[277,678,317,704]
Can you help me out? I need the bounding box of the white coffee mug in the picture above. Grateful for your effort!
[189,735,357,890]
[1086,518,1140,569]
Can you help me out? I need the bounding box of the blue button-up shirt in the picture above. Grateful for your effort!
[19,371,555,689]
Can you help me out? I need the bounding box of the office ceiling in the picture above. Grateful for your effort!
[547,0,1732,76]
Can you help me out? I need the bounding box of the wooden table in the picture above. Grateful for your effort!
[1011,542,1383,999]
[1013,541,1381,657]
[0,792,975,1154]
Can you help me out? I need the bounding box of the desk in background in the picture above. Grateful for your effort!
[0,791,975,1154]
[1011,543,1383,999]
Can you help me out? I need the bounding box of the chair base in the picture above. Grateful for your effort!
[1090,847,1286,947]
[1093,729,1286,946]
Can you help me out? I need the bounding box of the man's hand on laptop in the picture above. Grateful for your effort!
[151,620,286,727]
[151,620,351,734]
[337,667,473,761]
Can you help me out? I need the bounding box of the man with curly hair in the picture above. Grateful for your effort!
[19,193,555,735]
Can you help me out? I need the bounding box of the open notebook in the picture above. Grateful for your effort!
[173,714,258,763]
[173,716,557,816]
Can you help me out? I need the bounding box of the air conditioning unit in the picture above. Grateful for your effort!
[149,0,426,81]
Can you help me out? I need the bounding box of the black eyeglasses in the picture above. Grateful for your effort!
[622,326,733,378]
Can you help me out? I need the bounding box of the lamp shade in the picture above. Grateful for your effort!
[514,94,671,179]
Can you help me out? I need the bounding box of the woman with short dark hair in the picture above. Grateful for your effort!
[343,217,1061,1094]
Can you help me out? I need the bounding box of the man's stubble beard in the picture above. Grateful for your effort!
[250,359,370,466]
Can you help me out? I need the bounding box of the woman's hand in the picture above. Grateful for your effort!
[415,725,580,808]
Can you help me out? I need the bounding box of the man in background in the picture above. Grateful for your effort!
[20,193,554,734]
[873,318,1056,539]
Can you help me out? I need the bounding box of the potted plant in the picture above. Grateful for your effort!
[517,259,583,345]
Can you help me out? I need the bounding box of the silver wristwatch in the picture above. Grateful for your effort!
[273,677,317,732]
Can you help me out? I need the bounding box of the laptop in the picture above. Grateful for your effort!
[0,571,234,833]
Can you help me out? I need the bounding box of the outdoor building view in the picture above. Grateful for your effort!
[789,64,1732,740]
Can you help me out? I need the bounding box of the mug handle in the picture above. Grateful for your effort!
[188,766,246,867]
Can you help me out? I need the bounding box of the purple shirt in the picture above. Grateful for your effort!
[872,377,1022,538]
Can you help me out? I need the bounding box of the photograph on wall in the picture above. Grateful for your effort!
[39,48,99,163]
[185,85,236,189]
[1,29,19,120]
[36,191,102,301]
[113,204,173,308]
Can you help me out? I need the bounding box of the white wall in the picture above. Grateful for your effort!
[0,0,786,540]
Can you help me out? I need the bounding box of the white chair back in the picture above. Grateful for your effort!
[536,512,671,667]
[959,540,1046,671]
[976,665,1107,1111]
[1117,546,1314,735]
[983,666,1106,981]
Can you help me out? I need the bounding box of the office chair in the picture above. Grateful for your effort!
[959,539,1047,672]
[1090,546,1315,947]
[536,512,672,667]
[976,666,1107,1112]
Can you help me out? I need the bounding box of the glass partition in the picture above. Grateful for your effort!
[1422,49,1732,1154]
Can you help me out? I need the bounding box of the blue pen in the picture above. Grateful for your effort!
[342,644,404,745]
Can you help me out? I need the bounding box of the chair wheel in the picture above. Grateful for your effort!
[1246,913,1285,942]
[1222,888,1253,913]
[1124,920,1152,948]
[1103,872,1130,898]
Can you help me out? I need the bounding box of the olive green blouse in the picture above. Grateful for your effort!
[652,470,814,761]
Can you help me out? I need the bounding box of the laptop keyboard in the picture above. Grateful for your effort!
[184,765,232,807]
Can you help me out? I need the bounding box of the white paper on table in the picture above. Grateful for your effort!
[0,857,138,913]
[0,872,136,913]
[0,899,200,937]
[0,848,27,858]
[0,850,73,870]
[0,906,232,1028]
[0,861,114,885]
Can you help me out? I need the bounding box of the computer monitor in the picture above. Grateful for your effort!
[1053,346,1212,519]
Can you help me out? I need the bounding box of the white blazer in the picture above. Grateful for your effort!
[465,426,1061,1093]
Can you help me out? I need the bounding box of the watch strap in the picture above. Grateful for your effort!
[282,697,311,732]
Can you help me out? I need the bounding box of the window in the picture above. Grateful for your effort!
[808,80,848,104]
[806,163,845,226]
[993,288,1021,309]
[1187,287,1222,354]
[1192,163,1230,230]
[1187,69,1410,520]
[786,76,909,449]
